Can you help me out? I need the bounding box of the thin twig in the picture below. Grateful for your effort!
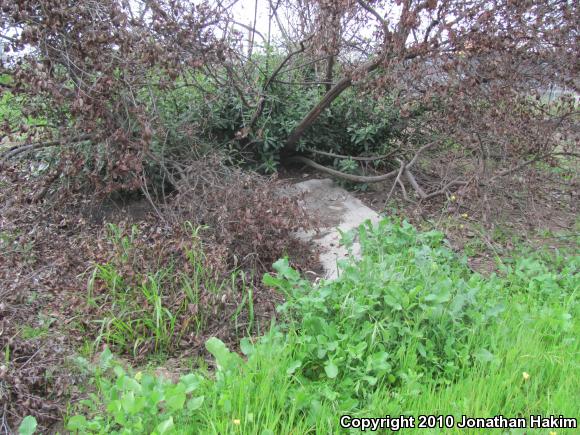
[385,159,406,205]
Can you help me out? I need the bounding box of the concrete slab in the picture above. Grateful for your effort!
[287,178,380,280]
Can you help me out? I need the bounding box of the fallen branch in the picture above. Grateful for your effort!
[288,155,399,182]
[405,168,467,200]
[423,179,468,199]
[291,139,467,202]
[384,159,406,205]
[406,140,441,167]
[404,168,427,199]
[396,172,410,201]
[284,54,385,152]
[289,139,441,182]
[0,134,92,164]
[305,147,399,161]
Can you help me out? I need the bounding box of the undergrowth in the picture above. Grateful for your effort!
[21,218,578,434]
[86,222,253,358]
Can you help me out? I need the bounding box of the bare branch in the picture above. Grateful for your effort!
[385,158,406,205]
[1,135,92,165]
[288,155,399,183]
[357,0,389,36]
[305,147,399,161]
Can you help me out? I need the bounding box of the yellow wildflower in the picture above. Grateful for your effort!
[522,371,530,381]
[459,224,464,229]
[549,432,557,435]
[233,419,241,425]
[134,371,143,381]
[450,195,457,201]
[461,213,469,219]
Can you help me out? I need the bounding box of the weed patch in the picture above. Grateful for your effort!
[87,223,251,358]
[59,218,579,434]
[266,220,505,406]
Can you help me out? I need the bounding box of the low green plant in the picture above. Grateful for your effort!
[91,270,180,357]
[265,219,505,407]
[66,348,206,434]
[88,222,248,356]
[106,223,139,266]
[64,218,579,434]
[20,325,49,340]
[18,415,37,435]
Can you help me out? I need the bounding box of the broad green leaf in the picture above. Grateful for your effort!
[262,273,285,289]
[121,391,136,413]
[179,373,201,394]
[122,376,142,393]
[324,361,338,379]
[66,415,88,431]
[363,375,378,386]
[18,416,37,435]
[99,347,113,369]
[166,391,186,411]
[338,228,355,248]
[240,337,254,356]
[113,365,125,378]
[474,348,495,363]
[155,417,175,435]
[272,258,300,281]
[187,396,205,411]
[205,337,231,368]
[286,360,302,375]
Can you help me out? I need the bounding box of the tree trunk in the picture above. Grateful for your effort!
[283,56,383,154]
[325,55,334,92]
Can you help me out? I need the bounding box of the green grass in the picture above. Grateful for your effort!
[50,218,578,434]
[87,223,243,357]
[20,325,49,340]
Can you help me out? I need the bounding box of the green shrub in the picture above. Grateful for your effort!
[66,348,206,434]
[143,56,408,174]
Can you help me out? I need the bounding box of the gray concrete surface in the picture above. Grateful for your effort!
[287,178,380,280]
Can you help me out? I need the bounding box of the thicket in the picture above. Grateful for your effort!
[2,0,577,200]
[1,63,410,193]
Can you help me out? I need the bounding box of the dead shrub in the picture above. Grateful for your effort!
[167,156,315,274]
